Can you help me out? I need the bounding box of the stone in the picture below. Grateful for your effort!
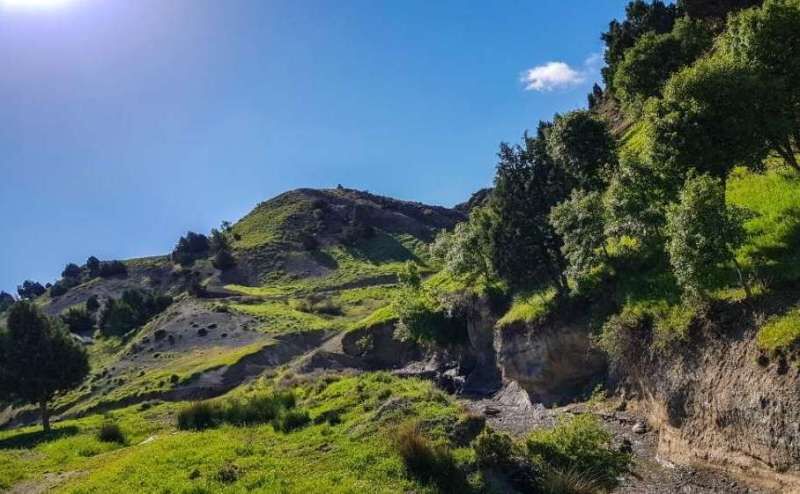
[632,421,648,434]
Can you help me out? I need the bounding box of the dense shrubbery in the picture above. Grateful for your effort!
[171,231,210,266]
[394,422,466,492]
[0,291,13,313]
[16,280,45,300]
[98,289,172,336]
[97,422,126,444]
[61,306,95,333]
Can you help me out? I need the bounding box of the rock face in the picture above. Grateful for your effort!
[341,321,420,369]
[614,311,800,491]
[495,321,607,405]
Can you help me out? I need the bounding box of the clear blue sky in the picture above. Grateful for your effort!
[0,0,627,293]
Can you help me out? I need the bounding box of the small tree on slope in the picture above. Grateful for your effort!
[0,302,89,432]
[665,173,751,301]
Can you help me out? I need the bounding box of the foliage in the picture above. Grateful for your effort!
[496,287,557,328]
[488,125,568,290]
[680,0,763,19]
[665,173,750,299]
[0,302,89,431]
[550,190,608,284]
[547,110,617,191]
[86,256,101,277]
[61,306,94,333]
[396,288,468,346]
[719,0,800,171]
[85,295,100,313]
[0,291,13,313]
[16,280,45,300]
[171,231,210,266]
[98,289,172,337]
[393,421,465,491]
[756,308,800,352]
[177,391,303,431]
[526,414,630,490]
[212,248,236,270]
[62,263,82,280]
[430,208,494,280]
[601,0,679,88]
[613,17,713,111]
[97,260,127,278]
[97,421,126,444]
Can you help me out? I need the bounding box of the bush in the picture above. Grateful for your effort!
[212,249,236,270]
[0,291,13,313]
[85,295,100,313]
[62,306,94,333]
[62,263,82,280]
[98,289,172,336]
[17,280,45,300]
[49,281,69,297]
[177,401,221,431]
[394,422,464,491]
[171,232,210,266]
[97,422,126,444]
[272,409,311,433]
[526,414,630,490]
[396,290,468,347]
[177,391,306,432]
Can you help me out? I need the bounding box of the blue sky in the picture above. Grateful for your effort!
[0,0,627,293]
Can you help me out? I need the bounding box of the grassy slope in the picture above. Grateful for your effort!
[0,374,464,494]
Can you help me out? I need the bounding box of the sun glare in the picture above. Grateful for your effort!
[1,0,75,9]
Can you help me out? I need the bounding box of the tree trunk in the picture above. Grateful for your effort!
[732,256,752,300]
[775,142,800,173]
[40,401,50,433]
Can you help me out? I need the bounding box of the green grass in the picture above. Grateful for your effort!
[0,373,468,494]
[231,301,334,333]
[757,308,800,352]
[231,192,319,250]
[347,305,399,333]
[496,287,557,328]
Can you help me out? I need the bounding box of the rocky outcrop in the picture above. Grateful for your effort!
[615,309,800,492]
[341,321,421,369]
[495,321,607,405]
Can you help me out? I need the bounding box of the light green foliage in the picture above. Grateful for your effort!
[547,110,617,191]
[496,287,557,328]
[603,158,667,249]
[613,17,713,112]
[429,211,493,280]
[666,173,750,299]
[757,308,800,351]
[549,190,608,285]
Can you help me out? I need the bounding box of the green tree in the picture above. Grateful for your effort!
[61,263,82,280]
[0,302,89,431]
[547,111,617,191]
[17,280,45,300]
[431,208,494,280]
[489,126,569,291]
[679,0,763,20]
[0,291,14,313]
[720,0,800,171]
[549,190,608,285]
[646,56,774,186]
[613,18,713,111]
[61,306,94,333]
[665,173,751,300]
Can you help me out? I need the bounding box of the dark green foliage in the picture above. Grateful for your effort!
[62,263,82,280]
[646,56,774,184]
[613,18,714,110]
[430,208,494,279]
[49,281,70,298]
[171,231,210,266]
[527,414,630,490]
[665,173,751,299]
[0,291,13,313]
[97,260,127,278]
[176,391,305,432]
[488,125,569,290]
[208,228,230,254]
[0,302,90,431]
[680,0,763,19]
[212,248,236,270]
[547,111,617,191]
[603,159,668,249]
[97,422,126,444]
[549,190,608,286]
[98,289,172,336]
[61,306,94,333]
[720,0,800,171]
[17,280,45,300]
[396,290,468,347]
[601,0,680,88]
[86,256,101,277]
[85,295,100,313]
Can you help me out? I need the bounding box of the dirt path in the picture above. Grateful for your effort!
[461,383,767,494]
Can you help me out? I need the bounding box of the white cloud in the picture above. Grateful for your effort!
[522,62,585,92]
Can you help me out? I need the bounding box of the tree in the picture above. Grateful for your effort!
[171,232,210,266]
[601,0,680,88]
[61,306,94,333]
[613,18,713,111]
[209,228,231,254]
[0,302,89,431]
[719,0,800,171]
[549,190,608,285]
[0,292,14,313]
[86,256,101,278]
[488,125,569,291]
[98,289,172,336]
[646,56,775,186]
[61,263,82,280]
[212,249,236,270]
[547,111,617,191]
[85,295,101,313]
[17,280,45,300]
[679,0,763,20]
[98,260,127,278]
[430,209,494,280]
[665,173,751,300]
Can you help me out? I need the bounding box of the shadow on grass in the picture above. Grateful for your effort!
[347,231,418,264]
[0,425,79,450]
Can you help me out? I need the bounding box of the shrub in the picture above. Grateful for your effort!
[17,280,45,300]
[176,391,304,432]
[394,422,464,491]
[177,401,221,431]
[212,249,236,270]
[171,231,210,266]
[0,291,13,313]
[526,414,630,490]
[62,263,82,280]
[396,290,468,347]
[85,295,100,313]
[272,409,311,433]
[98,260,127,278]
[62,306,94,333]
[474,430,516,469]
[49,281,69,297]
[215,462,239,483]
[98,289,172,336]
[97,422,126,444]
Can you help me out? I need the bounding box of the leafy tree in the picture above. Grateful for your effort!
[212,249,236,270]
[171,232,210,266]
[85,295,101,313]
[98,289,172,336]
[679,0,763,20]
[601,0,680,87]
[488,126,569,291]
[61,306,94,333]
[549,190,608,285]
[209,228,231,254]
[665,173,751,300]
[49,281,69,298]
[720,0,800,171]
[61,263,82,280]
[430,208,494,279]
[17,280,45,300]
[547,111,617,191]
[646,56,775,185]
[0,292,14,313]
[97,260,127,278]
[0,302,89,431]
[613,18,713,110]
[86,256,101,278]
